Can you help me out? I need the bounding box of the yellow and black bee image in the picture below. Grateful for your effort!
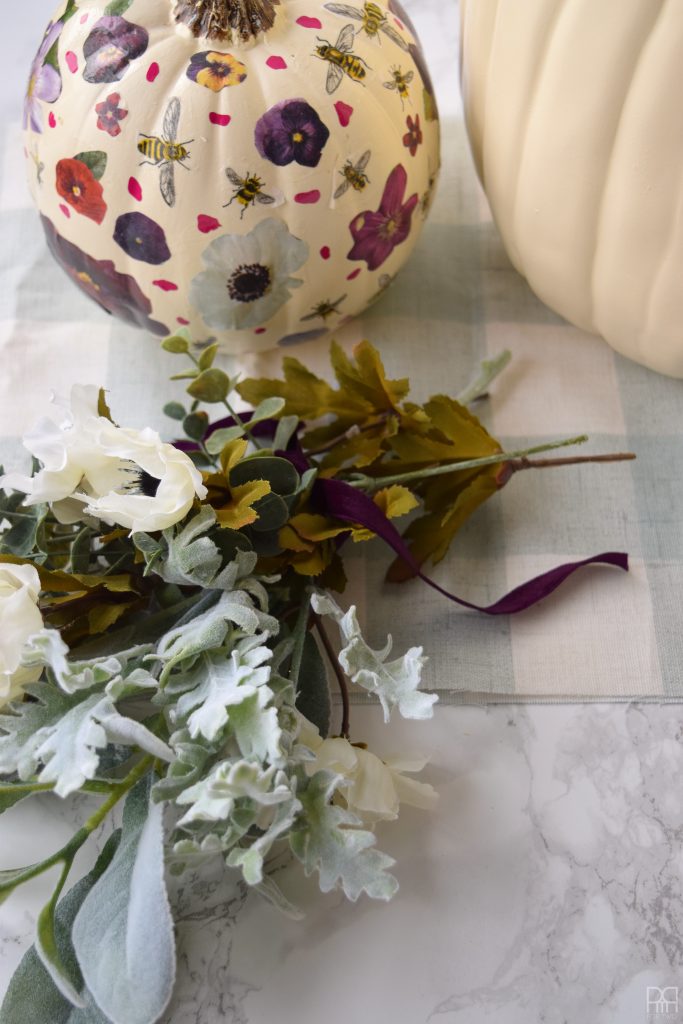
[383,65,413,106]
[315,24,369,94]
[301,295,347,322]
[335,150,372,199]
[138,97,193,208]
[224,169,280,218]
[324,2,409,51]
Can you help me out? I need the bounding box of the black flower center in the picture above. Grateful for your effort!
[227,263,271,303]
[138,470,160,497]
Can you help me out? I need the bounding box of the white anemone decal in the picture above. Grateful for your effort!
[0,385,206,533]
[0,563,43,707]
[189,217,309,331]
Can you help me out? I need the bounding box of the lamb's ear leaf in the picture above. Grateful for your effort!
[71,776,177,1024]
[0,831,121,1024]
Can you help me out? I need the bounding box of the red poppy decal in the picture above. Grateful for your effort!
[55,158,107,224]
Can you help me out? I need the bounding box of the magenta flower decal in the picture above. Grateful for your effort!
[24,21,63,133]
[41,215,168,336]
[95,92,128,136]
[255,99,330,168]
[347,164,418,271]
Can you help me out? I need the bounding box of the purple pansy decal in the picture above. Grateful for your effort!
[114,212,171,265]
[347,164,418,271]
[255,99,330,168]
[95,92,128,136]
[24,21,63,133]
[83,16,149,85]
[41,215,168,335]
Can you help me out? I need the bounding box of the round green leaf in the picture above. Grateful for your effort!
[183,412,209,441]
[161,335,189,354]
[163,402,186,421]
[187,369,230,404]
[230,456,299,496]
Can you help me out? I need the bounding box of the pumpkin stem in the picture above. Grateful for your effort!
[173,0,281,43]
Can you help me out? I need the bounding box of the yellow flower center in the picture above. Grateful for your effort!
[75,271,100,292]
[292,132,304,144]
[72,185,82,197]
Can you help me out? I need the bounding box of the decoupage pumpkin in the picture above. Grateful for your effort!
[23,0,440,352]
[460,0,683,378]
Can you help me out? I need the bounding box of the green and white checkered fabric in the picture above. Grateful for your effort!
[2,0,682,702]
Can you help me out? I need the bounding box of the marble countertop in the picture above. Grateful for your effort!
[1,3,683,1023]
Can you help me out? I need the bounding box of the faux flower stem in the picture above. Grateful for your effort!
[346,434,592,492]
[457,350,512,406]
[174,0,280,43]
[186,350,262,450]
[0,756,153,901]
[312,611,351,740]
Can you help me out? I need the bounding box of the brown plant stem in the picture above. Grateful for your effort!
[508,452,636,473]
[174,0,280,42]
[312,611,351,740]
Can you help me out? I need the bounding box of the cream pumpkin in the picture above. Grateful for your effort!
[24,0,440,353]
[460,0,683,378]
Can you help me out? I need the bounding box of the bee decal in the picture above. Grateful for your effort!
[315,24,369,94]
[334,150,371,199]
[223,169,282,218]
[301,295,347,322]
[383,65,413,106]
[324,2,409,51]
[137,97,193,208]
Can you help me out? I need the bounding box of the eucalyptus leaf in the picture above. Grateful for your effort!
[186,368,230,403]
[272,415,300,453]
[163,401,186,421]
[230,456,299,497]
[161,334,189,354]
[0,784,33,815]
[72,778,176,1024]
[250,397,286,424]
[197,343,219,371]
[205,425,245,455]
[182,412,209,442]
[0,832,121,1024]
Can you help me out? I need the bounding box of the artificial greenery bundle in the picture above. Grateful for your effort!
[0,337,630,1023]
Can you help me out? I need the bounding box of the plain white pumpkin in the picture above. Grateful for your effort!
[24,0,440,353]
[460,0,683,378]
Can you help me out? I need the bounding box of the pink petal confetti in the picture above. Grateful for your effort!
[197,214,221,233]
[59,204,71,218]
[320,246,331,260]
[334,101,353,127]
[294,189,321,205]
[347,268,362,281]
[254,327,267,335]
[153,279,178,292]
[146,62,160,83]
[48,112,57,129]
[209,112,231,127]
[177,317,190,326]
[266,55,287,70]
[128,177,142,201]
[65,51,78,73]
[80,13,89,22]
[296,16,322,28]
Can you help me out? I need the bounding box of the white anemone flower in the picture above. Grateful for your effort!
[0,563,43,707]
[0,385,206,533]
[298,716,438,824]
[190,218,308,331]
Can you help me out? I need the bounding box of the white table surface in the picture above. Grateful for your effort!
[1,3,683,1024]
